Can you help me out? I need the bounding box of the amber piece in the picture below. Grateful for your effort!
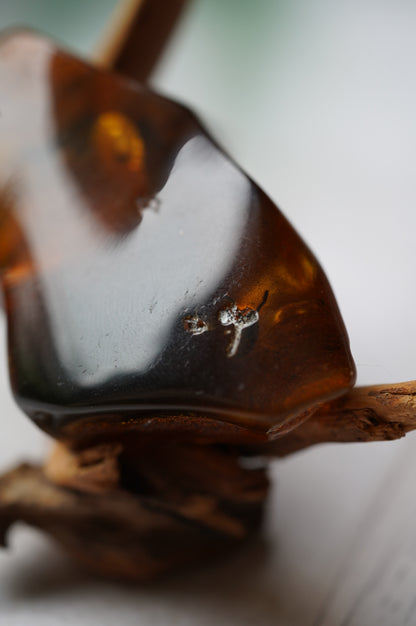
[0,32,355,444]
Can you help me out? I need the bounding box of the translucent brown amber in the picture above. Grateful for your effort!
[0,32,355,441]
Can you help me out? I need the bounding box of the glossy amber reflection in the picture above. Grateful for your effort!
[0,32,355,441]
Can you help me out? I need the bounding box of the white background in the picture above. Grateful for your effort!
[1,1,416,624]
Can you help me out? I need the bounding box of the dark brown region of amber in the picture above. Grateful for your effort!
[0,31,355,445]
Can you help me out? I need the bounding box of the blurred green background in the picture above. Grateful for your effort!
[1,0,119,56]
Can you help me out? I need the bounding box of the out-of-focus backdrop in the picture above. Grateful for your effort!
[1,2,416,625]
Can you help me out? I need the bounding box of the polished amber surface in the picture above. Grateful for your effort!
[0,32,355,439]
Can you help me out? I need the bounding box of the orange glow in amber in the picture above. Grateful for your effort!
[273,301,310,325]
[92,112,145,172]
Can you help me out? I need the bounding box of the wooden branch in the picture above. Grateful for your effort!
[0,442,268,581]
[93,0,145,68]
[266,381,416,456]
[3,382,416,579]
[94,0,189,83]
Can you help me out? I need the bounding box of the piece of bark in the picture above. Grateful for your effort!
[44,442,123,494]
[0,443,268,581]
[266,381,416,456]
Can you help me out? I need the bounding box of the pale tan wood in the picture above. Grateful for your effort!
[266,381,416,456]
[44,442,122,494]
[93,0,144,68]
[92,0,188,83]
